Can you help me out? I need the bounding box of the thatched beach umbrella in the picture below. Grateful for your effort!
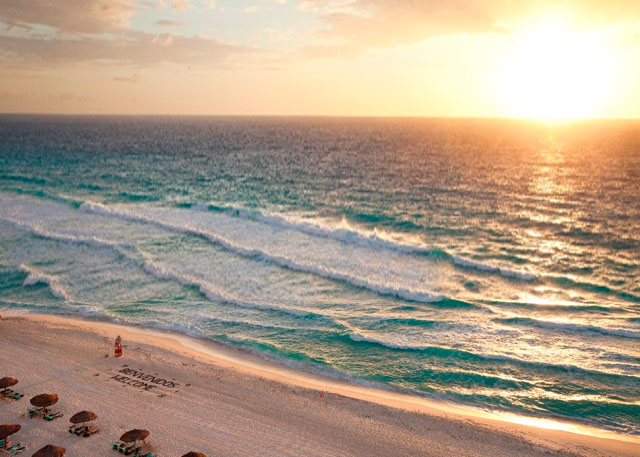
[69,411,97,425]
[182,452,207,457]
[120,429,149,445]
[32,444,66,457]
[30,394,58,408]
[30,393,58,417]
[0,377,18,399]
[0,424,21,449]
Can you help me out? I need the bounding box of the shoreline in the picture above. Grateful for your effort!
[0,311,638,456]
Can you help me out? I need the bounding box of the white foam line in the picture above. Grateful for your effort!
[4,216,316,317]
[499,317,640,340]
[452,256,536,282]
[140,255,310,317]
[80,201,445,303]
[220,206,433,255]
[19,263,71,301]
[207,204,538,282]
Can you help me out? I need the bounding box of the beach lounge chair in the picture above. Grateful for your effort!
[3,390,23,401]
[73,424,98,437]
[43,411,63,421]
[112,442,137,455]
[130,450,155,457]
[25,407,43,418]
[69,424,89,434]
[1,443,26,455]
[81,424,99,437]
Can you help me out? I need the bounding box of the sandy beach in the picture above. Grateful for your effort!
[0,313,638,457]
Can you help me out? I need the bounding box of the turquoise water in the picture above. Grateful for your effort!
[0,115,638,434]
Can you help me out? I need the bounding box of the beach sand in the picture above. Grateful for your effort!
[0,314,638,457]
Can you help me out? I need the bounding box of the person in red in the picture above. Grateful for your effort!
[114,335,123,357]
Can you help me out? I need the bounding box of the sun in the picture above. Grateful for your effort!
[498,19,615,120]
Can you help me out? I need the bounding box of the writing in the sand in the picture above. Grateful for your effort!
[110,367,180,391]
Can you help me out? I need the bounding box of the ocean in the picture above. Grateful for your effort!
[0,115,638,434]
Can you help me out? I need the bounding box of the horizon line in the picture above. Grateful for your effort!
[1,112,639,122]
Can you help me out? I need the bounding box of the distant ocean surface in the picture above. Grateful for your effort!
[1,115,639,434]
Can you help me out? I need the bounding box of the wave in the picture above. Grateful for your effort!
[0,265,32,292]
[337,319,456,354]
[3,216,327,320]
[19,264,71,301]
[496,317,640,340]
[207,204,444,256]
[375,317,439,327]
[1,191,539,290]
[480,299,624,314]
[0,186,84,208]
[201,203,539,283]
[0,173,47,186]
[140,255,316,318]
[347,331,431,351]
[79,201,445,304]
[451,256,536,281]
[389,305,419,311]
[2,217,131,252]
[340,329,640,384]
[546,275,640,303]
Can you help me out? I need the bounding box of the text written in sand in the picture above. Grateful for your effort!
[108,365,182,395]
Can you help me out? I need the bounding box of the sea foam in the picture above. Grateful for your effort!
[79,201,446,303]
[20,263,71,301]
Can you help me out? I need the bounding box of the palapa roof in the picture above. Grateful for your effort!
[30,393,58,407]
[120,429,150,442]
[0,424,21,439]
[0,377,18,389]
[32,445,66,457]
[69,411,97,424]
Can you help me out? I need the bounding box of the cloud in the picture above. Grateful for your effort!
[3,0,638,74]
[138,0,167,8]
[155,19,181,26]
[0,0,135,34]
[0,90,93,103]
[113,73,141,83]
[173,0,190,11]
[1,19,33,33]
[0,31,249,67]
[303,0,516,52]
[299,0,640,54]
[243,6,258,14]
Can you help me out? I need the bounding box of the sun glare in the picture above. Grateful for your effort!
[499,19,615,120]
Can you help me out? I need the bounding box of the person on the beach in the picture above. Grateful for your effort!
[115,335,123,357]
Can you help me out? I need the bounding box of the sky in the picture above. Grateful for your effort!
[1,0,640,118]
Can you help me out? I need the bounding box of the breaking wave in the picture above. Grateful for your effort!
[20,263,71,301]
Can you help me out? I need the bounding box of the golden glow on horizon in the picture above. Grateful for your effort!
[2,5,640,117]
[499,19,616,120]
